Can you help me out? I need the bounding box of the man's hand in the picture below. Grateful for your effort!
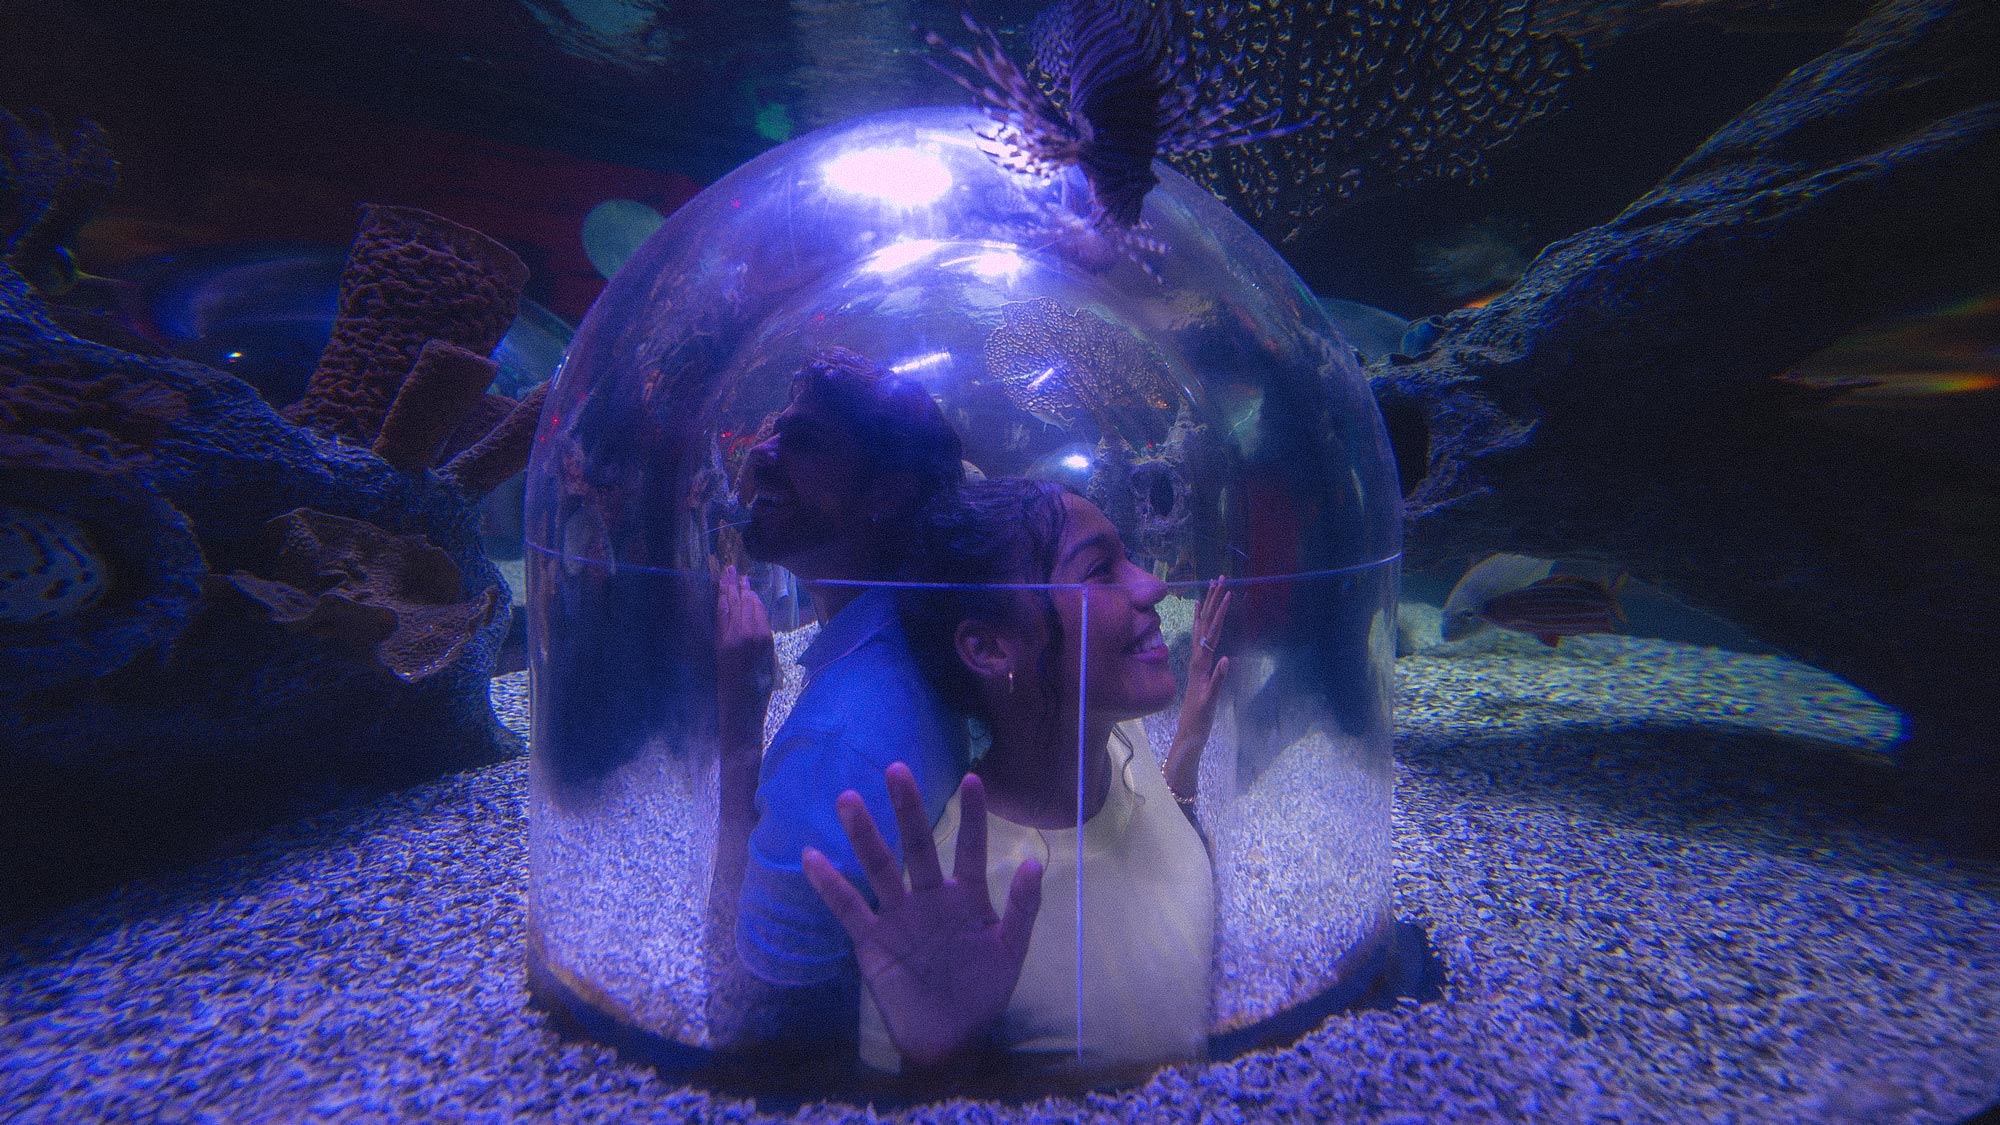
[715,564,776,752]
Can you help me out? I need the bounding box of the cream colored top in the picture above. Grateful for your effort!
[860,723,1214,1079]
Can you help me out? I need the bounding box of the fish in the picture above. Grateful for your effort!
[1775,290,2000,402]
[1443,553,1627,646]
[1,110,119,296]
[1476,574,1627,646]
[1317,294,1415,364]
[1441,552,1553,640]
[924,0,1305,231]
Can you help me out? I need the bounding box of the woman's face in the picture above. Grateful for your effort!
[1041,493,1176,723]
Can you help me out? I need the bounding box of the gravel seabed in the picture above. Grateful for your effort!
[4,636,1997,1123]
[532,603,1394,1045]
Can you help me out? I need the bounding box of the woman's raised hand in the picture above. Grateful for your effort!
[1166,577,1232,803]
[803,764,1043,1071]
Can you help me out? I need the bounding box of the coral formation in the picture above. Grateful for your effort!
[371,341,499,473]
[284,204,529,446]
[1085,409,1224,581]
[1,157,546,916]
[215,508,505,683]
[0,504,107,622]
[1169,0,1581,242]
[441,382,551,497]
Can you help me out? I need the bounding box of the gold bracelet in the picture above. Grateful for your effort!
[1162,757,1197,806]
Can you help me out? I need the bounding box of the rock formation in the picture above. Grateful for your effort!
[1371,0,2000,841]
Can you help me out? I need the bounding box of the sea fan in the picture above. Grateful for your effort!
[1170,0,1581,242]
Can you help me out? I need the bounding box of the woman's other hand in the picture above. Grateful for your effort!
[1166,577,1231,801]
[803,764,1043,1071]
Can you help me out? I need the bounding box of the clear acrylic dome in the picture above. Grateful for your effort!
[523,106,1401,1092]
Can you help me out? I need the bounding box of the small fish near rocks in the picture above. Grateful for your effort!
[1442,553,1625,647]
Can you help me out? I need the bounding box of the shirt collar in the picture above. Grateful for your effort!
[799,585,900,678]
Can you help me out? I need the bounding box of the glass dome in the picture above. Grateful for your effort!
[523,105,1401,1093]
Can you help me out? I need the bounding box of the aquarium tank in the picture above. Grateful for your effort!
[4,0,1996,1121]
[523,104,1401,1090]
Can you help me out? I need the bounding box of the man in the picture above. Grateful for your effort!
[708,347,966,1068]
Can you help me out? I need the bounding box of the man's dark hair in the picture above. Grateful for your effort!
[790,347,963,510]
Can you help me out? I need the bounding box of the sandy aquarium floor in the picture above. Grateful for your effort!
[3,635,1996,1124]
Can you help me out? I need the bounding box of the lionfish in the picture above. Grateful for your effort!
[932,1,1582,246]
[923,0,1307,232]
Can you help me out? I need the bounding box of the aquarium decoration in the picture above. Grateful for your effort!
[1,183,538,916]
[522,103,1403,1095]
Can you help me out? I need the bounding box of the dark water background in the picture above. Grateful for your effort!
[1,0,1982,651]
[0,0,1842,320]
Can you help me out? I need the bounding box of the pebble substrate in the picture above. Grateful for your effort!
[4,636,1996,1123]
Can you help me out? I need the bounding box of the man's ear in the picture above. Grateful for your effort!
[864,470,920,523]
[954,618,1018,681]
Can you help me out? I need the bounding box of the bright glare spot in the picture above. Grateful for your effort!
[862,240,942,274]
[951,249,1024,279]
[1060,453,1091,472]
[923,129,983,151]
[890,350,953,377]
[1026,365,1059,390]
[822,147,953,207]
[224,351,244,361]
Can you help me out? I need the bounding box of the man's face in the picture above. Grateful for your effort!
[739,393,873,572]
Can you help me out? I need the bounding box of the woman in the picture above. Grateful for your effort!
[802,478,1231,1086]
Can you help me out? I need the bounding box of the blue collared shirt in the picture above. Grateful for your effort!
[736,587,967,986]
